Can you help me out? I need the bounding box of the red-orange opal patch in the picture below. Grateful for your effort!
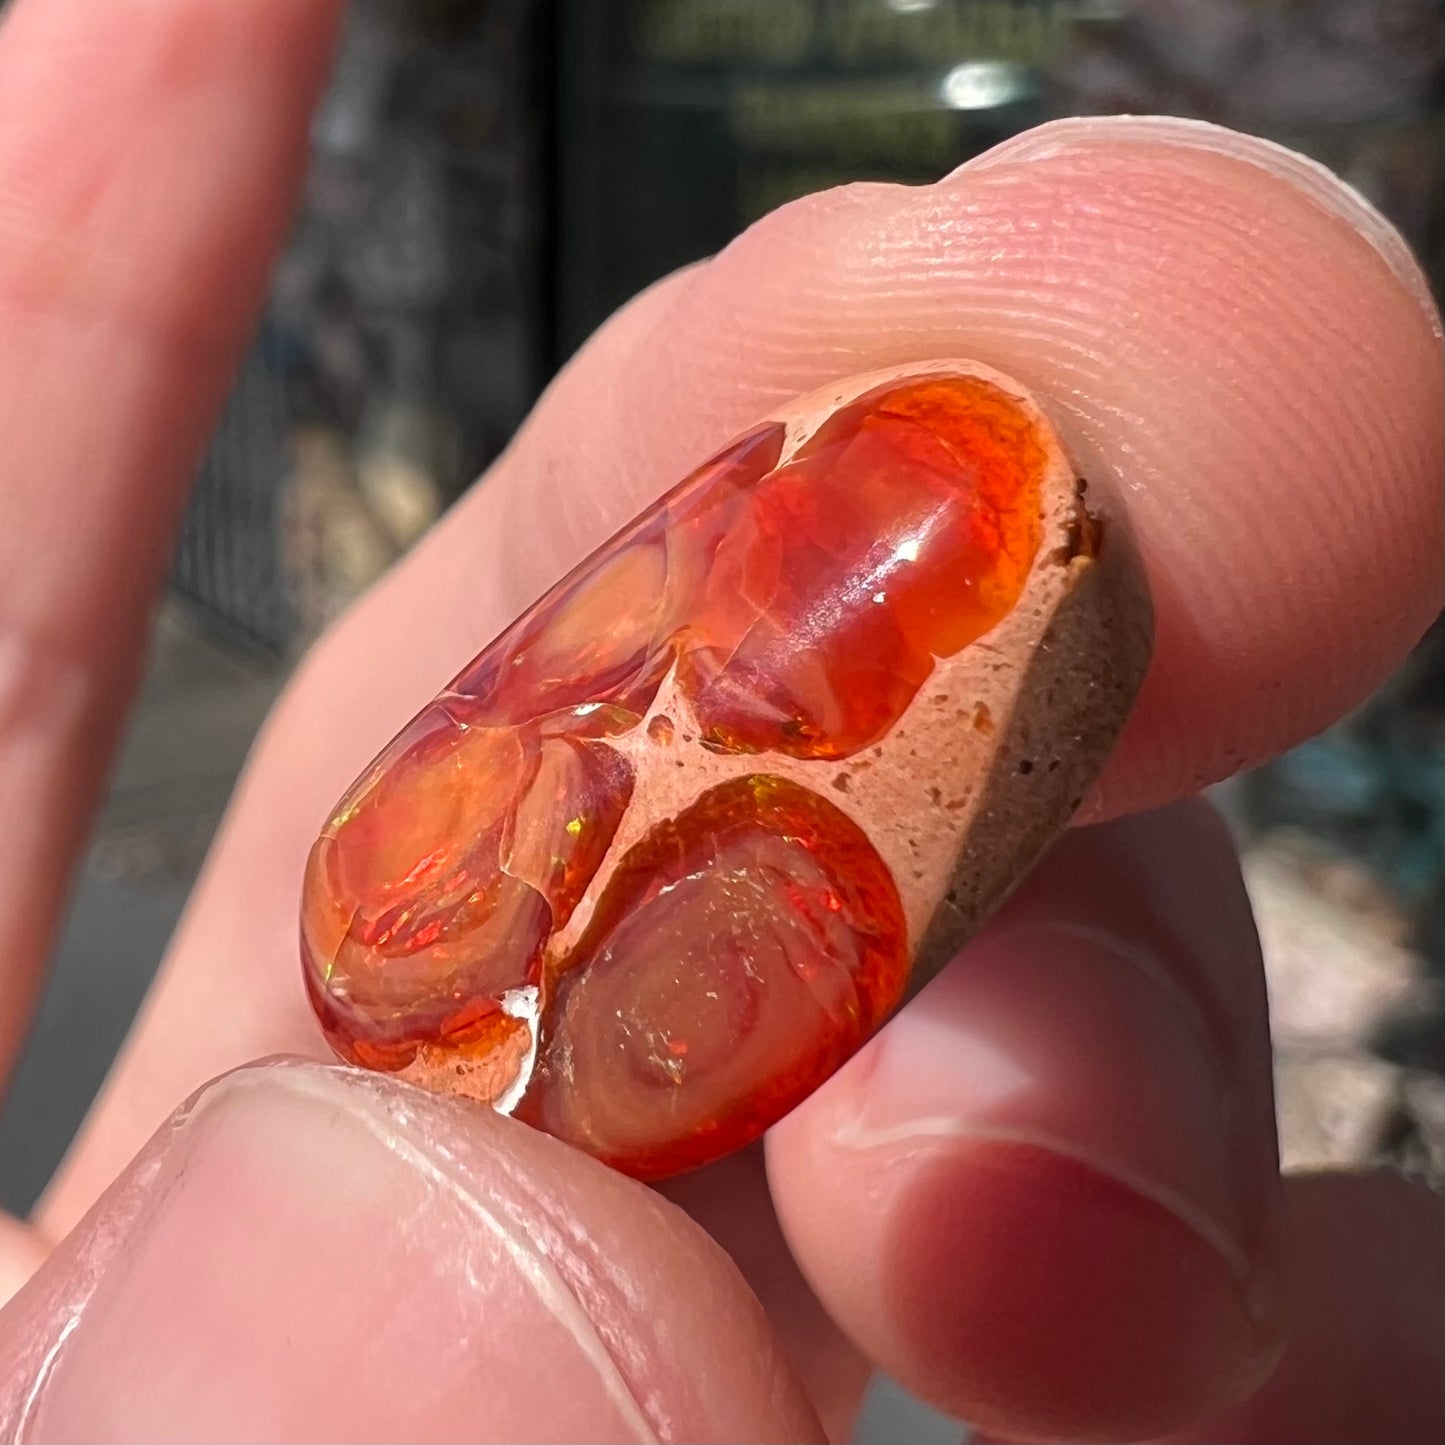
[519,775,908,1177]
[680,377,1043,756]
[300,375,1046,1177]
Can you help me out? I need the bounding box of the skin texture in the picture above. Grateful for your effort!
[0,1,1440,1440]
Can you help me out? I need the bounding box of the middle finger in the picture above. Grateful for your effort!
[769,801,1285,1443]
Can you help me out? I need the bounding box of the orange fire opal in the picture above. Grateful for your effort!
[301,374,1045,1177]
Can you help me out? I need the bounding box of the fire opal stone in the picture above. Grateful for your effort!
[301,374,1046,1177]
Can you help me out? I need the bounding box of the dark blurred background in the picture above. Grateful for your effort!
[0,8,1439,1431]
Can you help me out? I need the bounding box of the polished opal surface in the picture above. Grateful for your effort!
[302,375,1045,1176]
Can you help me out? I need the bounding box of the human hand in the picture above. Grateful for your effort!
[0,2,1439,1441]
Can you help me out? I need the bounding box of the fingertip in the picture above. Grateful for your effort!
[5,1062,821,1444]
[768,803,1288,1440]
[885,1139,1281,1441]
[771,1089,1286,1443]
[954,116,1444,814]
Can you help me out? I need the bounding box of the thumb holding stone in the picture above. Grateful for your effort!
[0,1060,821,1444]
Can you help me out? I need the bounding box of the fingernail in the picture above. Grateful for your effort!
[0,1060,817,1444]
[835,922,1253,1291]
[959,115,1440,335]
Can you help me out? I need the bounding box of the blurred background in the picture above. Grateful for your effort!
[0,1,1440,1437]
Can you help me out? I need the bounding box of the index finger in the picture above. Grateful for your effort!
[483,116,1443,821]
[0,0,343,1089]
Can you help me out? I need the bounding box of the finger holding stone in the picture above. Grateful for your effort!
[768,801,1286,1444]
[0,1061,822,1445]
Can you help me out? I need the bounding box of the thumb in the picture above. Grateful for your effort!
[0,1061,820,1444]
